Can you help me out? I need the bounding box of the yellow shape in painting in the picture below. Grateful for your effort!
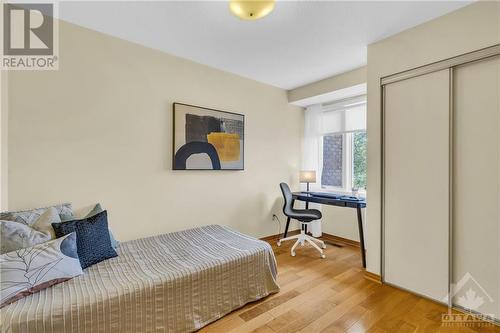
[207,132,241,162]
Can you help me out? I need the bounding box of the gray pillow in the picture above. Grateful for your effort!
[32,207,61,239]
[0,208,61,254]
[0,203,73,226]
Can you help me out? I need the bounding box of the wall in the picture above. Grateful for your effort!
[366,1,500,274]
[0,70,7,211]
[6,20,303,241]
[288,66,366,103]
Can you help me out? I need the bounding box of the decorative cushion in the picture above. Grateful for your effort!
[31,207,61,239]
[0,203,73,226]
[52,210,118,269]
[0,208,61,254]
[72,203,103,220]
[0,232,82,308]
[62,203,119,249]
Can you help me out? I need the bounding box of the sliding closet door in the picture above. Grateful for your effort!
[453,56,500,320]
[384,69,450,301]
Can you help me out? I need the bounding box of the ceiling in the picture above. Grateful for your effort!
[57,1,472,90]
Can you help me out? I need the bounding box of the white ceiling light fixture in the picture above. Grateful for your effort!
[229,0,276,20]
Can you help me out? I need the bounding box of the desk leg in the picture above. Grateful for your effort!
[357,207,366,268]
[304,201,309,234]
[283,199,294,238]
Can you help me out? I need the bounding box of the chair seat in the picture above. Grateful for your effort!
[288,209,322,222]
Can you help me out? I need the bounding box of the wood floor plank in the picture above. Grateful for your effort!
[227,313,275,333]
[250,325,276,333]
[267,267,364,321]
[365,293,422,332]
[265,309,301,331]
[198,314,245,333]
[201,240,500,333]
[267,277,338,319]
[275,260,339,293]
[347,286,411,332]
[299,279,380,332]
[273,299,337,333]
[239,290,301,322]
[321,304,369,332]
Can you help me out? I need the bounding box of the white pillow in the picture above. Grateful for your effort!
[0,232,83,308]
[0,207,61,254]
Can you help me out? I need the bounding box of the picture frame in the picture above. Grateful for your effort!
[172,103,245,170]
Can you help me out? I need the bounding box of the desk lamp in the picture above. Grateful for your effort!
[299,170,316,192]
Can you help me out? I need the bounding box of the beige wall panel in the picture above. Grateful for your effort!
[453,56,500,319]
[322,206,363,242]
[6,21,303,241]
[384,69,450,301]
[287,66,366,103]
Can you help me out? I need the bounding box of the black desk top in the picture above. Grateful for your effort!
[292,191,366,209]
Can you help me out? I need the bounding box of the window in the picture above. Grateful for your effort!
[302,95,366,193]
[352,131,367,190]
[321,134,343,187]
[303,94,366,194]
[321,131,367,192]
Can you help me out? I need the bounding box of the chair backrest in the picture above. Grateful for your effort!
[279,183,294,217]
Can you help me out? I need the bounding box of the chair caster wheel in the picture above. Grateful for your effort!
[322,244,327,249]
[320,254,326,259]
[277,241,281,247]
[291,252,296,257]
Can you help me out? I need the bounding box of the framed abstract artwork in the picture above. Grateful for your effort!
[172,103,245,170]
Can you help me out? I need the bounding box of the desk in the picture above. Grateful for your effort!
[284,192,367,268]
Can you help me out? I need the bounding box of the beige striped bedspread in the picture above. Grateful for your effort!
[0,225,280,333]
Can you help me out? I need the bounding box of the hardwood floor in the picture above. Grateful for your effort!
[200,238,500,333]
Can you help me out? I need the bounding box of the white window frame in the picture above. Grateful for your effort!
[311,94,366,195]
[321,130,366,195]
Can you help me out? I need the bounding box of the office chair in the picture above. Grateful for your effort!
[277,183,326,258]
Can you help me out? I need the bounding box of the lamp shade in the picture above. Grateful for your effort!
[229,0,275,21]
[299,170,316,183]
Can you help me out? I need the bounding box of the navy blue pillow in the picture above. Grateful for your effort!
[52,210,118,269]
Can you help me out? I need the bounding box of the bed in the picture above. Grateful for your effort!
[0,225,279,333]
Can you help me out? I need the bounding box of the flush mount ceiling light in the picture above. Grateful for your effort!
[229,0,276,20]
